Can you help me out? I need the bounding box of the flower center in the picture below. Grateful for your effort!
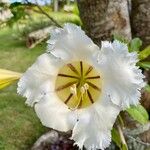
[55,61,102,109]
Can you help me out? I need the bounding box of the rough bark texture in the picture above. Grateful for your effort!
[31,130,78,150]
[77,1,150,149]
[77,0,131,45]
[131,0,150,47]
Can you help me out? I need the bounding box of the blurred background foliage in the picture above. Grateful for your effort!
[0,1,81,149]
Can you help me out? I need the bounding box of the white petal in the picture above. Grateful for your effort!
[97,40,145,109]
[17,53,62,106]
[71,94,120,150]
[47,23,99,61]
[35,93,76,132]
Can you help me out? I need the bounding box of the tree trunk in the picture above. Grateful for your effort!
[77,0,150,149]
[54,0,58,12]
[67,0,70,5]
[77,0,132,45]
[131,0,150,47]
[26,26,55,49]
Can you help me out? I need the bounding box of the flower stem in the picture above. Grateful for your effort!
[117,124,128,150]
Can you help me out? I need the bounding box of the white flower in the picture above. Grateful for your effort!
[98,40,145,109]
[17,24,144,150]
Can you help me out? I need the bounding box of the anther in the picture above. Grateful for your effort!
[70,84,77,95]
[84,83,89,90]
[80,86,85,94]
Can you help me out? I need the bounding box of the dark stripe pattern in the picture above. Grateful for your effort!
[67,63,79,75]
[55,61,101,109]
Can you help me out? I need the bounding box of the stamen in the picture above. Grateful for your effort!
[84,83,89,90]
[70,84,78,109]
[80,86,85,94]
[73,86,85,109]
[70,84,77,96]
[83,83,89,99]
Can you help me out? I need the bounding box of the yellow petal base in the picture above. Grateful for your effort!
[55,61,102,109]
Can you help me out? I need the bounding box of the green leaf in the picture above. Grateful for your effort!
[126,105,149,124]
[139,45,150,60]
[112,128,122,148]
[138,61,150,70]
[129,38,142,52]
[112,128,128,150]
[145,84,150,92]
[122,144,128,150]
[113,34,129,44]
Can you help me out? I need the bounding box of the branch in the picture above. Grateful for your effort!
[35,4,62,28]
[24,0,62,28]
[126,134,150,147]
[124,123,150,136]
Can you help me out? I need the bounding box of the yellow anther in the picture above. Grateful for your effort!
[82,83,89,99]
[70,84,77,95]
[84,83,89,90]
[80,86,85,94]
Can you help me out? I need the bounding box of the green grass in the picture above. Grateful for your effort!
[0,27,47,150]
[0,11,81,149]
[0,27,46,71]
[19,11,81,38]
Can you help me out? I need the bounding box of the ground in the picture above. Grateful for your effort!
[0,10,80,150]
[0,26,47,150]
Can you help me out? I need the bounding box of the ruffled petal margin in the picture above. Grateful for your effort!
[97,40,145,109]
[34,93,76,132]
[47,23,99,61]
[71,94,120,150]
[17,53,62,106]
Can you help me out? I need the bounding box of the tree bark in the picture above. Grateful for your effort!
[131,0,150,47]
[26,26,55,48]
[54,0,59,12]
[77,0,150,149]
[77,0,132,45]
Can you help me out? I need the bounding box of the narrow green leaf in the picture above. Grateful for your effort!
[138,61,150,70]
[112,128,122,148]
[126,105,149,124]
[122,144,128,150]
[139,45,150,60]
[112,128,128,150]
[129,38,142,52]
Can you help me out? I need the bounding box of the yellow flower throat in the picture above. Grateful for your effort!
[55,61,102,109]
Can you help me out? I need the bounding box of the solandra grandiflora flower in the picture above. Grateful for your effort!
[18,24,144,150]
